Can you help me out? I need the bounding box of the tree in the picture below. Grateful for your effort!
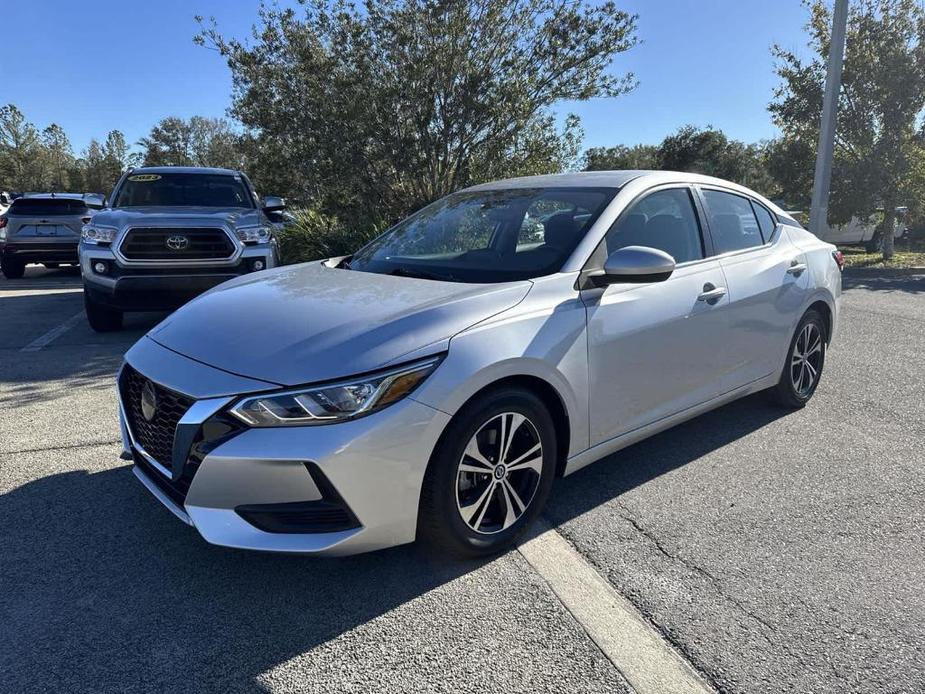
[197,0,639,223]
[582,125,775,195]
[0,104,43,190]
[40,124,75,190]
[583,143,658,171]
[139,116,242,169]
[771,0,925,258]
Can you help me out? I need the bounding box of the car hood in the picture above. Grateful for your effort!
[93,206,263,228]
[147,262,532,386]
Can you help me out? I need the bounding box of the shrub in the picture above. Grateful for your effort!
[276,208,382,264]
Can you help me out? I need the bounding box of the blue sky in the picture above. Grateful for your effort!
[2,0,813,155]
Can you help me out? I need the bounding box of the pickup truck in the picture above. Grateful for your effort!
[79,166,281,331]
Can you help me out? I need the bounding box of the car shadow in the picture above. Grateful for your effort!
[842,270,924,294]
[0,392,790,692]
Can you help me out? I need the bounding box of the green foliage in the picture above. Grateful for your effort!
[140,116,243,169]
[196,0,638,223]
[582,125,776,198]
[0,103,134,194]
[771,0,925,256]
[275,209,383,264]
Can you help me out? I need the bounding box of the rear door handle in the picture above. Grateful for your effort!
[787,259,807,276]
[697,284,726,304]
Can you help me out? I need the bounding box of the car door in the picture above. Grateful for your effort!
[698,187,810,387]
[582,185,732,446]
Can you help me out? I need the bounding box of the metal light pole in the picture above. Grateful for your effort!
[808,0,849,237]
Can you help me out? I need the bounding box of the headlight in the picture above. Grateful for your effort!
[235,225,272,243]
[81,225,117,244]
[229,356,442,427]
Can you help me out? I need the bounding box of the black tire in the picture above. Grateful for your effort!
[768,309,826,409]
[84,293,123,332]
[1,256,26,279]
[418,386,557,558]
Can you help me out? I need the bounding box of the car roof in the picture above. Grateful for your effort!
[128,166,243,176]
[460,170,791,218]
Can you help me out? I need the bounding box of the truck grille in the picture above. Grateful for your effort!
[120,227,235,260]
[119,365,195,470]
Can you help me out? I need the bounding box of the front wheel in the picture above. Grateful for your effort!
[768,310,826,408]
[84,293,123,332]
[418,387,557,557]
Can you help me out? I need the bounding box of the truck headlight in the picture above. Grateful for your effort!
[81,225,117,244]
[229,356,442,427]
[235,225,272,243]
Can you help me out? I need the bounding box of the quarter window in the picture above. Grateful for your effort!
[751,202,777,243]
[603,188,704,264]
[702,190,765,253]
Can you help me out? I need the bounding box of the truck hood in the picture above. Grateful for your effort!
[93,206,263,229]
[147,262,531,387]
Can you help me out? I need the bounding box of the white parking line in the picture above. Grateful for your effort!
[20,311,86,352]
[518,521,713,694]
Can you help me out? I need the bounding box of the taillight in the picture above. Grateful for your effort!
[832,250,845,271]
[81,216,92,224]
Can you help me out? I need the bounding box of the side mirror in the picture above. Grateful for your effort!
[85,193,106,210]
[591,246,676,286]
[262,195,286,212]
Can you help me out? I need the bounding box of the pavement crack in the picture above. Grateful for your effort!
[1,438,121,457]
[617,506,778,635]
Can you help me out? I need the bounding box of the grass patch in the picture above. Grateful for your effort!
[841,243,925,269]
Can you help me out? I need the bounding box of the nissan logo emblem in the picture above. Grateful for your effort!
[166,235,190,251]
[141,381,158,422]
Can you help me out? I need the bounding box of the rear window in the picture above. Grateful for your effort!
[9,198,89,216]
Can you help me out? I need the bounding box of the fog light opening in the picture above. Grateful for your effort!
[251,259,266,272]
[93,261,108,275]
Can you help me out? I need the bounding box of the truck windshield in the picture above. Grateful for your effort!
[348,187,616,283]
[113,173,254,208]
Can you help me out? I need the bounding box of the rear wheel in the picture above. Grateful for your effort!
[419,387,557,557]
[768,310,826,408]
[84,293,123,332]
[1,256,26,279]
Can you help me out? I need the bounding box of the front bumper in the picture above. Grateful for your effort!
[1,239,79,263]
[81,241,276,311]
[118,338,451,555]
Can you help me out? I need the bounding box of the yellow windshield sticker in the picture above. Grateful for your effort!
[128,174,161,182]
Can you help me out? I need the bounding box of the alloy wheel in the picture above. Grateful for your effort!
[455,412,543,535]
[790,322,823,396]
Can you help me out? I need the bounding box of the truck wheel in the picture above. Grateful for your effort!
[1,257,26,279]
[84,293,123,332]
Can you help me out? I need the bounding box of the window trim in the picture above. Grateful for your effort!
[694,185,781,260]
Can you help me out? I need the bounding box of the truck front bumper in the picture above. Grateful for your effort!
[80,242,277,311]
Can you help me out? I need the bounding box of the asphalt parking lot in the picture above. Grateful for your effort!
[1,266,923,693]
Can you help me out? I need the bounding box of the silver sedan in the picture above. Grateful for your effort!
[117,171,842,556]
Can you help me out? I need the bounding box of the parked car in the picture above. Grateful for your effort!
[812,207,907,250]
[117,171,842,557]
[0,193,96,279]
[79,167,282,331]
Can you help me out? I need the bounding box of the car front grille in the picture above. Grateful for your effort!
[119,227,236,260]
[119,365,195,470]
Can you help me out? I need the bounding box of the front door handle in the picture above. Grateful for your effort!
[787,259,807,276]
[697,283,726,304]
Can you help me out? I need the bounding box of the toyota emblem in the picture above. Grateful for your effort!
[166,235,190,251]
[141,381,158,422]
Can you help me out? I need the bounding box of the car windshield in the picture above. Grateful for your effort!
[113,173,254,208]
[349,187,616,283]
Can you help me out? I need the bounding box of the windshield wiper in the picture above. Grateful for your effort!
[389,267,456,282]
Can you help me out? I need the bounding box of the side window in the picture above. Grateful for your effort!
[604,188,704,264]
[751,201,777,242]
[702,190,765,254]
